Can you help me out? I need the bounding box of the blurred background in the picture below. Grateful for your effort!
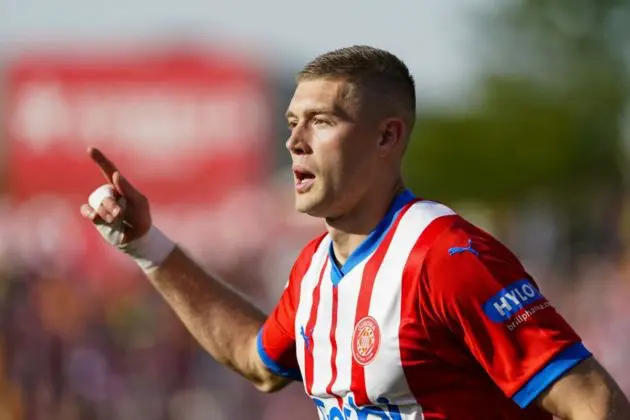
[0,0,629,418]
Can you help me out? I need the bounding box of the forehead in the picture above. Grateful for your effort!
[287,78,357,116]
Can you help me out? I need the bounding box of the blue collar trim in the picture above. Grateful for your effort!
[329,189,416,286]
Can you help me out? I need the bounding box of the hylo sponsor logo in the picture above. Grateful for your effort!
[482,279,545,323]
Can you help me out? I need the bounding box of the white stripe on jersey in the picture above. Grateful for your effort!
[364,201,456,404]
[329,260,367,397]
[294,235,332,394]
[310,261,335,397]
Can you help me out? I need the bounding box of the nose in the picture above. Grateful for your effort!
[285,125,311,156]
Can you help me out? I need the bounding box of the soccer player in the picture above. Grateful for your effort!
[81,46,630,419]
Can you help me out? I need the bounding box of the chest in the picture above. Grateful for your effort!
[293,256,429,406]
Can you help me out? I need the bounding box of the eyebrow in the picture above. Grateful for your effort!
[285,108,333,120]
[286,105,354,122]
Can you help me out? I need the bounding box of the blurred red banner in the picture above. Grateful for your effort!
[1,45,275,276]
[4,46,271,206]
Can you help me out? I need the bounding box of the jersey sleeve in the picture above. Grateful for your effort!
[256,275,302,381]
[256,234,325,382]
[257,281,302,381]
[422,218,591,408]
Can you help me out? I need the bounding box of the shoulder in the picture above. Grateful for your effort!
[391,199,460,251]
[387,198,516,266]
[399,197,522,267]
[418,210,531,305]
[400,199,528,289]
[424,215,526,276]
[396,199,470,257]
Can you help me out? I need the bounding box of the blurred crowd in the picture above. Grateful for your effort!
[0,189,322,420]
[0,193,628,420]
[0,265,317,420]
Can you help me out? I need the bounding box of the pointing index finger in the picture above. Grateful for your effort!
[88,147,118,182]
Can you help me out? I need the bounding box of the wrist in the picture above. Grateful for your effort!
[120,225,176,273]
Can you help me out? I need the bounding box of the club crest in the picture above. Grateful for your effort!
[352,316,381,365]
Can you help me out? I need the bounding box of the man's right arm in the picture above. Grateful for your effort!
[146,245,290,393]
[81,147,291,393]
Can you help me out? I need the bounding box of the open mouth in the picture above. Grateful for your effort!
[294,169,315,182]
[293,166,316,191]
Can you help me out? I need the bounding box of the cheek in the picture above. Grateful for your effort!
[314,127,376,183]
[313,136,344,172]
[328,154,370,191]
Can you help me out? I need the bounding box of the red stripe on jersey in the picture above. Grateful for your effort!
[399,214,458,402]
[304,257,329,395]
[325,285,344,408]
[350,200,418,407]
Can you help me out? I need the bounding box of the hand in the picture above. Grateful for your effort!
[80,147,152,245]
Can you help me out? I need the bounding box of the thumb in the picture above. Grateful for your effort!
[112,171,140,199]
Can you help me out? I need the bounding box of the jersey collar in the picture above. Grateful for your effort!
[329,189,416,286]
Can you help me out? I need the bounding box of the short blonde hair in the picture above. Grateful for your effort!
[298,45,416,129]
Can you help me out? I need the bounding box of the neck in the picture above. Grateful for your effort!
[326,179,405,265]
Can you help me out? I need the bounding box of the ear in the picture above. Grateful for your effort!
[377,118,405,156]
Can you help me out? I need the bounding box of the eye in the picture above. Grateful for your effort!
[312,117,331,127]
[287,120,298,131]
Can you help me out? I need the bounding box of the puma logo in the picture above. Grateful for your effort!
[300,326,313,351]
[448,239,478,257]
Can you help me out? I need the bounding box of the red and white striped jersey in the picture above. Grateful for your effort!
[257,190,590,420]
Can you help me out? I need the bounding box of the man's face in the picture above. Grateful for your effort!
[285,78,381,218]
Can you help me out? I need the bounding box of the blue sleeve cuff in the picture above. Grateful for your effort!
[512,342,592,408]
[256,329,303,382]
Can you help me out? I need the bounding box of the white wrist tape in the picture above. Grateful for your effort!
[121,225,176,274]
[87,184,175,273]
[88,185,126,246]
